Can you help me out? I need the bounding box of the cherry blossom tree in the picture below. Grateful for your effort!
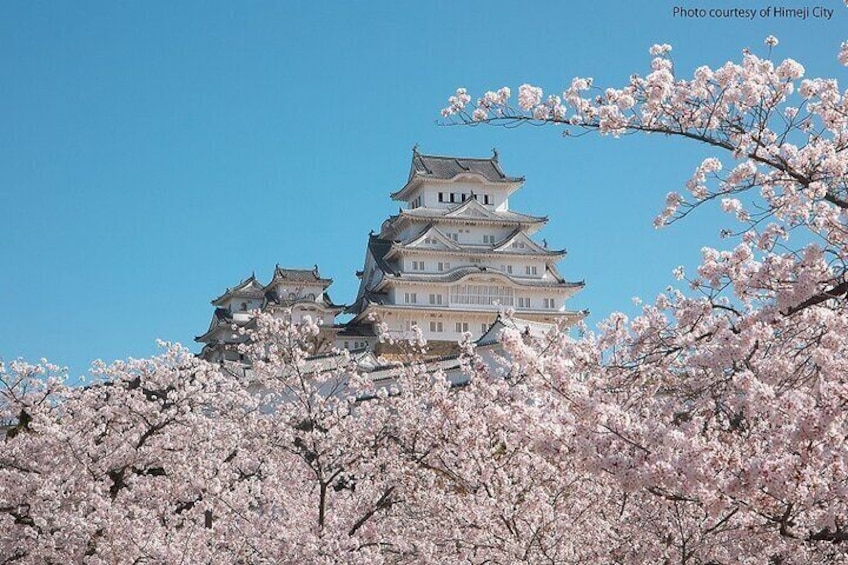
[5,32,848,565]
[442,31,848,563]
[0,314,627,563]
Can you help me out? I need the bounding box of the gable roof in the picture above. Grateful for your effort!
[391,149,523,201]
[211,275,266,305]
[492,229,560,255]
[410,152,521,183]
[443,197,504,220]
[372,265,584,290]
[400,224,462,250]
[381,202,547,238]
[476,314,559,346]
[367,234,400,276]
[267,265,333,287]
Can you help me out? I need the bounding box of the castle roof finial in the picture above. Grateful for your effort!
[412,143,420,155]
[491,147,499,162]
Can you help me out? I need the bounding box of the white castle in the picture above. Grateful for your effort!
[196,149,586,363]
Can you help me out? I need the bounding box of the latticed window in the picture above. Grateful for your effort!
[450,285,514,306]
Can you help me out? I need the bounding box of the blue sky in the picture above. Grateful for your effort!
[2,1,845,377]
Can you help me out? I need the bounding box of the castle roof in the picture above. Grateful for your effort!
[365,234,582,290]
[384,225,566,260]
[267,265,333,287]
[344,287,391,316]
[476,314,563,346]
[374,265,584,290]
[211,266,336,309]
[391,149,523,201]
[381,198,547,237]
[410,151,521,183]
[211,275,266,305]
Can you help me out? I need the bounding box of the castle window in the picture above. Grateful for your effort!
[543,298,555,309]
[429,321,443,333]
[455,322,469,333]
[450,285,514,306]
[429,294,443,305]
[484,194,491,205]
[518,297,531,308]
[438,261,451,271]
[438,192,444,202]
[525,265,538,275]
[405,292,417,304]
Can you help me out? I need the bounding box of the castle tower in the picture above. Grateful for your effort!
[344,149,585,351]
[196,266,343,363]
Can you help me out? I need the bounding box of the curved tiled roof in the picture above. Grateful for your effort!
[268,265,332,286]
[388,225,565,259]
[389,244,567,260]
[379,265,584,289]
[345,290,390,315]
[366,234,580,289]
[391,149,524,200]
[408,152,523,184]
[211,275,266,305]
[368,235,399,276]
[388,205,546,225]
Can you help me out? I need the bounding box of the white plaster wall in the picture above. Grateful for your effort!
[388,280,574,313]
[407,180,515,211]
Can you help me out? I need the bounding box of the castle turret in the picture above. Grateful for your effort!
[196,266,343,363]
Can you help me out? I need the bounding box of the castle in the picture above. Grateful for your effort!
[196,149,586,363]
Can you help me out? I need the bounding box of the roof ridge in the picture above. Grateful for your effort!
[417,152,497,162]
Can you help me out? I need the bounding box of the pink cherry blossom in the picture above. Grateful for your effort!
[441,32,848,562]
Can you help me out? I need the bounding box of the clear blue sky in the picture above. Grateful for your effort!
[2,1,845,377]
